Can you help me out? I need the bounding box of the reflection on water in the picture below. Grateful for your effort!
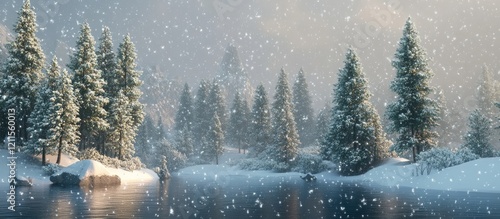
[1,174,500,218]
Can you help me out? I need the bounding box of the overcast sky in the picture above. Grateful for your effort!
[1,0,500,111]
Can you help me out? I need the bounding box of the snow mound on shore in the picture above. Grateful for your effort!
[50,160,121,187]
[55,160,111,180]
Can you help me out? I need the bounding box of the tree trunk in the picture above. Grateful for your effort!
[57,148,62,164]
[42,144,46,166]
[56,136,63,164]
[412,146,417,163]
[238,140,241,153]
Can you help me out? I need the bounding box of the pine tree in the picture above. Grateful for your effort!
[477,65,497,119]
[53,66,80,164]
[175,124,194,157]
[216,44,253,103]
[321,48,390,175]
[116,34,144,129]
[293,68,315,146]
[270,68,300,168]
[98,26,118,97]
[107,90,135,160]
[103,34,144,159]
[174,83,193,131]
[385,17,439,162]
[26,58,57,165]
[1,0,46,145]
[462,109,493,158]
[206,112,225,164]
[250,84,272,156]
[27,57,80,166]
[193,80,212,149]
[96,26,117,154]
[68,23,109,151]
[208,81,227,132]
[229,92,249,153]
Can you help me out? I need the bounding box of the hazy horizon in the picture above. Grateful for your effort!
[1,0,500,113]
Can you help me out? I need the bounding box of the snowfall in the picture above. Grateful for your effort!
[1,147,500,194]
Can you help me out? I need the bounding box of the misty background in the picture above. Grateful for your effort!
[1,0,499,128]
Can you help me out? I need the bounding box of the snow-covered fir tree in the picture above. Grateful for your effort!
[206,112,225,164]
[175,124,194,157]
[26,57,59,165]
[250,84,272,156]
[68,23,109,151]
[216,44,253,103]
[53,66,80,164]
[193,80,212,148]
[103,34,144,159]
[229,92,250,154]
[293,68,315,146]
[462,109,494,158]
[107,90,135,160]
[477,65,497,119]
[174,83,193,131]
[96,26,118,154]
[116,34,144,129]
[270,68,300,168]
[321,48,390,175]
[1,0,46,145]
[98,26,118,97]
[27,57,80,166]
[173,83,194,157]
[385,17,440,162]
[208,81,227,133]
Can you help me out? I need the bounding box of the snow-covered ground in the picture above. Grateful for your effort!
[2,147,500,193]
[177,148,500,193]
[354,157,500,193]
[0,149,157,187]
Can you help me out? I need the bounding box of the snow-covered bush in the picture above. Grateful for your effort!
[238,158,277,171]
[77,148,145,171]
[77,148,103,160]
[417,147,455,171]
[455,147,480,163]
[42,163,62,176]
[291,153,328,174]
[416,147,479,175]
[273,162,291,173]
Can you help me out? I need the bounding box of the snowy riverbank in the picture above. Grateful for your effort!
[354,157,500,193]
[175,155,500,194]
[0,149,158,187]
